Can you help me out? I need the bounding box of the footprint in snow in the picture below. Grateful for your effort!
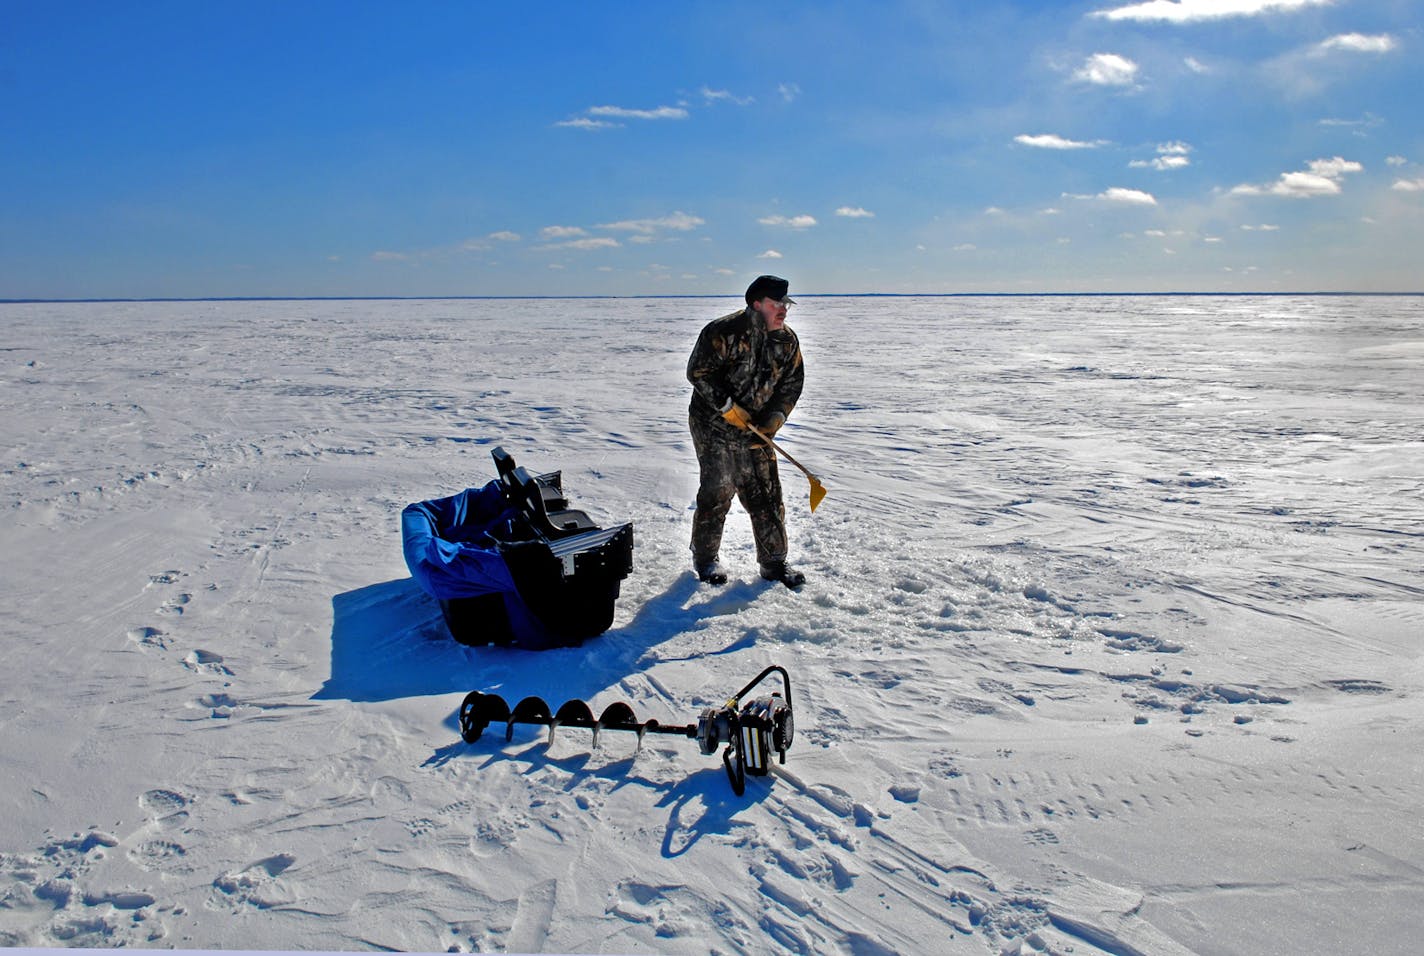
[128,839,188,871]
[126,626,168,650]
[182,649,233,675]
[1325,678,1391,695]
[193,691,254,719]
[139,789,191,825]
[157,593,191,616]
[211,854,298,910]
[1098,628,1184,654]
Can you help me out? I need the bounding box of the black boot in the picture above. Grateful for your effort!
[695,560,728,586]
[759,561,805,589]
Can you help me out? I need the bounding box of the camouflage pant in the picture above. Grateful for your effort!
[689,413,786,566]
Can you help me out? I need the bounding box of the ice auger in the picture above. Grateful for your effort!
[458,665,795,795]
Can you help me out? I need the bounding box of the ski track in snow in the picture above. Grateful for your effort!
[2,296,1422,953]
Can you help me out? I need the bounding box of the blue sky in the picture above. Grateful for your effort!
[3,0,1420,297]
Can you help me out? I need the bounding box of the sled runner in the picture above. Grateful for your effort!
[401,447,634,648]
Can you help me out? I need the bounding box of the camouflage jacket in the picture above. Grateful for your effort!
[687,307,804,432]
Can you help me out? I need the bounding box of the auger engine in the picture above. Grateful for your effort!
[458,665,795,795]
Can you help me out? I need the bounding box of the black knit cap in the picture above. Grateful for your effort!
[744,274,795,306]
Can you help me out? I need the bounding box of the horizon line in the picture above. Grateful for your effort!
[4,290,1423,305]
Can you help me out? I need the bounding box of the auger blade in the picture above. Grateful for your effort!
[549,698,596,745]
[597,701,638,729]
[508,696,552,741]
[459,691,510,744]
[553,699,596,728]
[592,701,636,747]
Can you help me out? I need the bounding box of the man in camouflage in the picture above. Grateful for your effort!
[686,275,806,589]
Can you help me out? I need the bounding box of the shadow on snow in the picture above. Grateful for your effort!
[315,571,780,851]
[315,571,766,705]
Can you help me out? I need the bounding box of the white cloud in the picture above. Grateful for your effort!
[1102,187,1160,205]
[953,243,977,252]
[778,83,802,103]
[1132,156,1191,170]
[554,117,619,130]
[1394,178,1424,192]
[1064,188,1158,204]
[1233,174,1335,197]
[540,225,588,240]
[1307,157,1363,178]
[1230,157,1362,198]
[1316,33,1397,54]
[1090,0,1332,23]
[701,87,754,106]
[1015,133,1106,149]
[558,103,690,129]
[1131,143,1193,170]
[836,206,876,218]
[1386,156,1408,167]
[380,231,520,260]
[587,104,689,120]
[1318,114,1383,130]
[1074,53,1140,86]
[984,206,1006,216]
[596,212,705,234]
[759,214,818,229]
[758,249,784,259]
[1275,36,1395,97]
[538,237,621,252]
[1240,223,1281,231]
[1184,56,1210,73]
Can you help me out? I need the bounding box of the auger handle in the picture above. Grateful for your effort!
[730,665,792,706]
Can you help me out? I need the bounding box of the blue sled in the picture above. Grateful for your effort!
[402,447,634,648]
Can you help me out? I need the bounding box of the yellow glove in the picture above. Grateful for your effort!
[721,403,752,430]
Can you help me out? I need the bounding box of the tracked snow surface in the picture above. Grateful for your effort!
[2,295,1422,954]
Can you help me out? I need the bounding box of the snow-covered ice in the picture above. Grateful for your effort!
[2,294,1421,954]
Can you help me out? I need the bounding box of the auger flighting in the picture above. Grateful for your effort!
[458,665,796,795]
